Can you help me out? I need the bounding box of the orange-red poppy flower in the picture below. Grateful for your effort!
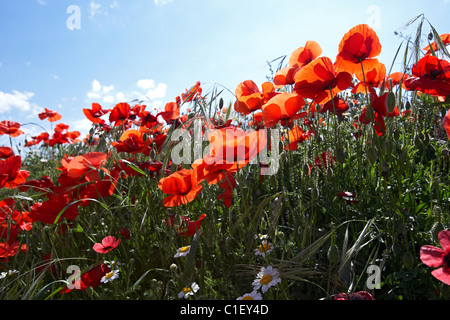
[0,155,29,189]
[262,92,306,127]
[83,103,109,124]
[25,132,50,147]
[112,129,152,155]
[61,263,111,294]
[443,108,450,140]
[285,125,311,151]
[165,213,206,237]
[311,96,350,115]
[109,102,131,127]
[158,169,203,207]
[273,41,322,86]
[404,54,450,97]
[0,146,14,159]
[157,101,181,124]
[335,24,382,79]
[352,62,386,94]
[38,108,62,122]
[0,241,26,262]
[423,33,450,54]
[182,81,203,103]
[294,57,353,105]
[0,121,24,137]
[234,80,278,115]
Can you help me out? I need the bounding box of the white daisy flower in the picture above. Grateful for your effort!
[0,270,18,279]
[252,266,281,293]
[101,269,120,283]
[174,245,191,258]
[255,234,269,240]
[107,260,121,271]
[237,290,263,300]
[178,282,199,299]
[254,241,273,257]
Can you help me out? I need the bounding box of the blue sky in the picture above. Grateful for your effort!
[0,0,449,147]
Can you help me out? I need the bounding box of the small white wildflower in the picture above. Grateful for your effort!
[101,269,120,283]
[254,241,273,257]
[237,290,263,300]
[174,245,191,258]
[178,282,199,299]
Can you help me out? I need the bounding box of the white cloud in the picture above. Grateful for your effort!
[0,90,38,114]
[146,83,167,100]
[86,79,167,107]
[110,1,118,9]
[89,1,102,19]
[154,0,173,6]
[37,0,47,5]
[137,79,155,90]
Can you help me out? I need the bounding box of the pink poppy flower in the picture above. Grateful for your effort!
[420,230,450,285]
[93,236,121,254]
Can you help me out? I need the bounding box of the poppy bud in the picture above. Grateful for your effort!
[336,148,346,164]
[327,244,339,264]
[381,162,389,179]
[366,148,377,164]
[393,129,400,141]
[170,263,178,273]
[386,91,395,113]
[402,252,415,270]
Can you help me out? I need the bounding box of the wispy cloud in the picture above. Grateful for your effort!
[0,90,41,118]
[86,78,167,109]
[36,0,47,5]
[154,0,173,6]
[89,1,102,19]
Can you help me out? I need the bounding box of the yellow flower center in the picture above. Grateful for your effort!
[180,246,190,253]
[258,243,271,252]
[104,272,114,279]
[260,274,273,285]
[183,287,192,294]
[241,295,254,300]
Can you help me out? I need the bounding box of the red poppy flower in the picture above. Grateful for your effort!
[93,236,121,254]
[112,129,152,155]
[61,263,111,293]
[420,230,450,285]
[334,24,382,79]
[38,108,62,122]
[157,101,181,125]
[109,102,131,126]
[273,41,322,86]
[25,132,50,147]
[311,96,350,115]
[166,213,206,237]
[18,175,54,192]
[28,193,80,225]
[83,103,109,124]
[294,57,353,105]
[0,155,29,189]
[404,55,450,97]
[423,33,450,54]
[0,241,26,262]
[285,125,311,151]
[0,146,14,159]
[182,81,203,102]
[443,108,450,140]
[0,121,24,137]
[234,81,278,115]
[308,150,335,174]
[158,169,203,207]
[334,291,374,300]
[352,62,386,94]
[261,92,306,127]
[387,72,409,89]
[204,126,267,169]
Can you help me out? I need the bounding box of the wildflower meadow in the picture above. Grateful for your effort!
[1,14,450,305]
